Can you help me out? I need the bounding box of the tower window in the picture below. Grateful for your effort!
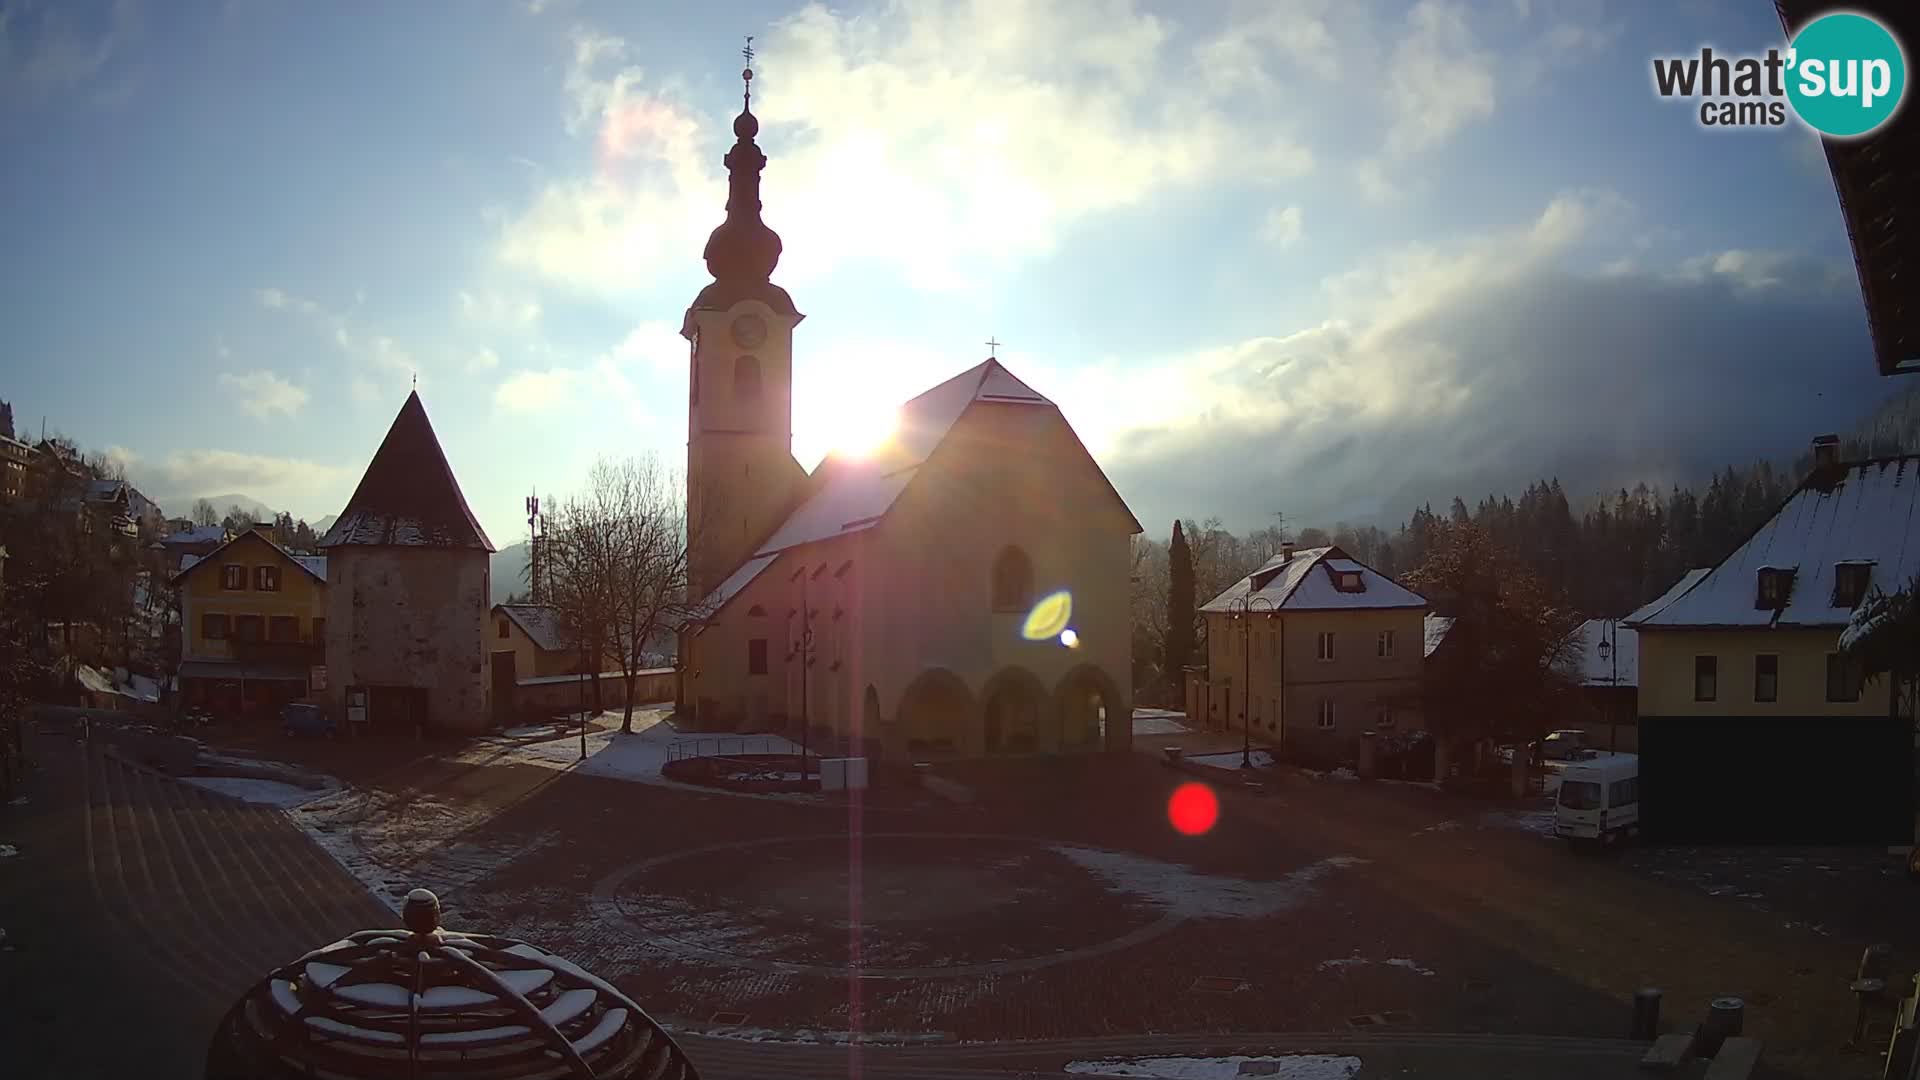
[734,355,762,402]
[991,546,1034,612]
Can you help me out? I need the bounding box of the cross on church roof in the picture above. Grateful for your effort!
[986,336,1001,358]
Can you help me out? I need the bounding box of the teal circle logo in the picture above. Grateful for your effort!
[1785,12,1907,138]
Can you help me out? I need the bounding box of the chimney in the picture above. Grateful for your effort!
[1281,541,1296,562]
[1811,434,1840,471]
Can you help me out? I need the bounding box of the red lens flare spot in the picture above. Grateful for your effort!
[1167,782,1219,836]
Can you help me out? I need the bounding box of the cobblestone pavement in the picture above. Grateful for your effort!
[0,713,1889,1079]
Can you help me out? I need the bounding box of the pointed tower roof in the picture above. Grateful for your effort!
[685,43,800,329]
[320,392,495,551]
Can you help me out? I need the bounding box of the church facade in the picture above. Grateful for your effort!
[677,65,1140,762]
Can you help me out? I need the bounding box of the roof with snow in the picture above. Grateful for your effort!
[1567,618,1637,688]
[1200,546,1427,613]
[1621,568,1711,626]
[1424,615,1455,657]
[692,357,1139,620]
[169,529,327,586]
[494,603,571,652]
[164,524,228,547]
[320,391,495,551]
[1629,456,1920,630]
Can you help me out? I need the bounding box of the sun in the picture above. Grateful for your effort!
[819,398,899,460]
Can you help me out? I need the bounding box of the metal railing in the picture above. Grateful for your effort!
[664,735,808,763]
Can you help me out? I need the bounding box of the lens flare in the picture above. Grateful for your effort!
[1022,590,1073,641]
[1167,782,1219,836]
[1059,628,1079,648]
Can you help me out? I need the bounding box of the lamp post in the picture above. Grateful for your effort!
[789,567,815,781]
[1228,594,1275,768]
[1597,620,1618,753]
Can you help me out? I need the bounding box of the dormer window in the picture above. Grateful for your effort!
[1755,567,1795,610]
[1833,562,1873,608]
[1333,570,1365,593]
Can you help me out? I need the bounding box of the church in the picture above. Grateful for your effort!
[676,60,1141,761]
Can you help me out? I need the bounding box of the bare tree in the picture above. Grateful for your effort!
[190,498,220,528]
[545,456,695,734]
[222,504,257,532]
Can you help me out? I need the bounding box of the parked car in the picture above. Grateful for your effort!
[281,702,338,739]
[1539,729,1588,762]
[1555,752,1640,848]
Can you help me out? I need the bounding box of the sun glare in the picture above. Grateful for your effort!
[826,402,898,459]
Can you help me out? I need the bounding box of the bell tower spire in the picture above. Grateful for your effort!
[682,38,808,604]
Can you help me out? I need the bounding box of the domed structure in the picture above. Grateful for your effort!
[206,889,699,1079]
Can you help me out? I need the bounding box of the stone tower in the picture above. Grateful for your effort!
[681,54,807,603]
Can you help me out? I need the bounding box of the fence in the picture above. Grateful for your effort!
[512,668,674,719]
[665,735,808,763]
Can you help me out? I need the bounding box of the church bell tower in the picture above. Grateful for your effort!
[683,42,807,603]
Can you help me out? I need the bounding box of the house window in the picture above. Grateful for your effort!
[748,638,768,675]
[1693,655,1717,702]
[498,619,510,639]
[991,546,1034,612]
[1317,699,1337,729]
[734,355,762,402]
[202,613,229,640]
[1316,631,1336,661]
[268,615,299,643]
[1755,568,1794,609]
[1833,563,1873,608]
[235,615,264,643]
[1827,653,1863,703]
[255,565,281,591]
[312,617,326,643]
[1377,630,1395,658]
[1336,571,1364,592]
[1376,706,1395,728]
[221,564,246,590]
[1754,654,1779,703]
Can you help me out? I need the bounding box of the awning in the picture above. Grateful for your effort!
[178,660,311,682]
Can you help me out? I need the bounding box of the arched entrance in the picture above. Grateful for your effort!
[1055,665,1127,753]
[982,668,1049,754]
[897,669,972,758]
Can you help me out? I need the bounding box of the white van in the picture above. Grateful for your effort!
[1554,753,1640,847]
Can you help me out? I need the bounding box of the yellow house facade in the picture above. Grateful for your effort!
[173,527,328,717]
[1195,546,1428,764]
[1625,446,1919,843]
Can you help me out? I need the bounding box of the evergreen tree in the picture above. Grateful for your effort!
[1165,521,1195,688]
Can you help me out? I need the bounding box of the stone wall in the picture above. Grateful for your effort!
[324,547,490,734]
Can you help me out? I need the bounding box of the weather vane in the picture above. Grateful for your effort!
[741,35,755,107]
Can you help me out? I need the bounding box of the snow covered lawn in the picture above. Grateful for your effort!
[184,776,337,808]
[1132,709,1192,736]
[482,709,809,797]
[1065,1054,1362,1079]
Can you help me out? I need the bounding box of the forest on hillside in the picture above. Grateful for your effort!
[1127,381,1920,698]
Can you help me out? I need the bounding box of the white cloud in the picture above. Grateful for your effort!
[469,347,501,373]
[1260,205,1303,249]
[256,285,422,403]
[494,368,586,412]
[1354,160,1403,204]
[1674,249,1854,294]
[499,3,1313,294]
[458,290,541,328]
[135,449,359,521]
[1384,1,1496,157]
[217,369,310,418]
[254,286,324,317]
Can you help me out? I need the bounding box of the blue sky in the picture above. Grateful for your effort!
[0,0,1902,545]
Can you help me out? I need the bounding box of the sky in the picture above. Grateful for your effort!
[0,0,1906,547]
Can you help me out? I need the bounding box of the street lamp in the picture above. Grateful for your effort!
[1596,619,1619,752]
[1227,594,1275,768]
[788,566,815,781]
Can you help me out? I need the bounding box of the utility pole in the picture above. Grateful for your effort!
[789,565,816,780]
[525,492,543,603]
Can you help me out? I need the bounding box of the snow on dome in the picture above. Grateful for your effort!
[207,891,700,1080]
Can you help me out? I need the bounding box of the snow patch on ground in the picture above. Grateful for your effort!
[481,709,813,802]
[1066,1053,1363,1079]
[1480,808,1557,836]
[1048,846,1367,920]
[184,776,334,808]
[1316,952,1436,976]
[1132,709,1192,736]
[1189,749,1276,770]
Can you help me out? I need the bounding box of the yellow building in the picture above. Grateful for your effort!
[1194,545,1429,765]
[1625,443,1919,843]
[173,526,328,719]
[676,69,1140,761]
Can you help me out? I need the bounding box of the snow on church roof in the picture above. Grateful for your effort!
[321,391,495,551]
[1630,456,1920,630]
[750,358,1053,558]
[1200,546,1427,613]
